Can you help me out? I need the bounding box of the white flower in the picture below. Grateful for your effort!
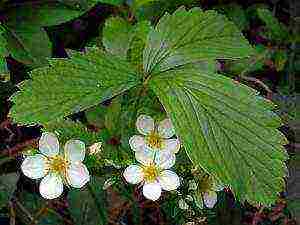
[123,150,180,201]
[129,115,180,163]
[21,132,90,199]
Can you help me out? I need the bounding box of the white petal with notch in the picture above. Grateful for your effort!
[66,163,90,188]
[123,165,144,184]
[21,154,48,179]
[143,182,162,201]
[158,170,180,191]
[39,132,60,157]
[136,115,155,135]
[64,140,85,163]
[39,173,64,199]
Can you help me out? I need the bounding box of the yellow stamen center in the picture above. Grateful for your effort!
[48,155,69,174]
[143,164,160,183]
[146,131,163,149]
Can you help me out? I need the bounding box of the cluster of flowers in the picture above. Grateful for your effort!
[20,115,181,201]
[123,115,181,201]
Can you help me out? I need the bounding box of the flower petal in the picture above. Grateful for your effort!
[129,135,146,152]
[142,182,162,201]
[158,170,180,191]
[136,115,154,135]
[157,118,175,138]
[21,154,48,179]
[135,147,155,166]
[123,165,144,184]
[154,152,175,169]
[203,191,218,208]
[64,140,85,163]
[161,138,180,154]
[66,163,90,188]
[39,173,64,199]
[39,132,59,157]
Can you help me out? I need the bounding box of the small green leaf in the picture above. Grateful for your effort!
[214,3,249,31]
[273,49,288,71]
[0,24,8,74]
[143,7,254,74]
[0,173,19,209]
[225,44,270,75]
[127,21,151,70]
[256,8,289,42]
[130,0,160,12]
[10,47,140,125]
[149,65,288,205]
[86,105,107,128]
[105,98,122,134]
[43,119,103,146]
[103,17,134,58]
[103,17,151,60]
[68,176,107,225]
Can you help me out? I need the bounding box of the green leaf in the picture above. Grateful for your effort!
[214,3,249,31]
[68,176,107,225]
[132,0,198,22]
[87,0,123,6]
[0,24,8,74]
[16,191,63,225]
[4,27,52,67]
[86,105,108,128]
[256,8,289,42]
[4,2,85,28]
[0,173,19,209]
[130,0,160,12]
[143,7,254,74]
[103,17,134,58]
[10,48,140,125]
[224,44,270,75]
[104,98,122,134]
[2,2,86,67]
[149,65,289,205]
[127,21,151,70]
[43,119,103,146]
[103,17,151,60]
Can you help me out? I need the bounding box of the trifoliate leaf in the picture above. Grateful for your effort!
[10,48,140,125]
[149,65,289,205]
[143,7,254,74]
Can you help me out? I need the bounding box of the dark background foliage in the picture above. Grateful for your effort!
[0,0,298,224]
